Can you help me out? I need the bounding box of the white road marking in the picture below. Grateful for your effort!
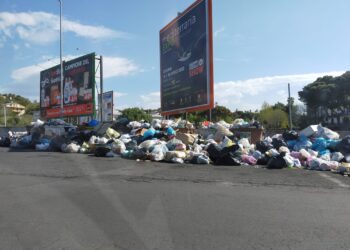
[318,172,350,188]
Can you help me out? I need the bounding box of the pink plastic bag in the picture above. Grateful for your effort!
[241,155,257,165]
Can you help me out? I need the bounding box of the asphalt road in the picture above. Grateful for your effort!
[0,147,350,250]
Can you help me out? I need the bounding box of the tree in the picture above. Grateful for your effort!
[121,108,151,121]
[211,105,234,123]
[232,110,257,121]
[1,94,31,106]
[272,102,287,112]
[261,101,270,111]
[299,71,350,126]
[258,107,289,129]
[25,102,40,115]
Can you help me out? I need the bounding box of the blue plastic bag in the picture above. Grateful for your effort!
[293,135,312,151]
[143,128,156,140]
[312,137,328,152]
[88,119,99,127]
[287,140,297,149]
[166,127,176,137]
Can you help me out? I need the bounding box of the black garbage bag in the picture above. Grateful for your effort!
[272,138,288,150]
[227,135,239,142]
[111,118,131,134]
[133,148,148,160]
[207,144,241,166]
[282,130,299,141]
[256,140,273,154]
[94,146,111,157]
[220,144,241,157]
[154,131,166,139]
[267,155,287,169]
[0,137,11,147]
[336,136,350,156]
[215,152,241,166]
[70,131,95,145]
[49,135,68,152]
[257,155,270,165]
[251,121,262,129]
[125,140,138,151]
[207,144,221,162]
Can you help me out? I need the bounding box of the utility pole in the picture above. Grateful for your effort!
[100,55,103,122]
[59,0,64,119]
[288,83,293,129]
[3,104,6,128]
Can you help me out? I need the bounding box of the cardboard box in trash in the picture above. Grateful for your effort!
[230,128,264,144]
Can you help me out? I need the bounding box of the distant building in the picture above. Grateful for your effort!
[5,102,25,114]
[310,106,350,128]
[151,111,162,120]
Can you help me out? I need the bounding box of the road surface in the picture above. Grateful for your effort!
[0,147,349,250]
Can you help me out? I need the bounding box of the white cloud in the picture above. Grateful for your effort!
[140,92,160,109]
[114,92,127,98]
[214,26,225,38]
[215,71,345,111]
[103,57,139,78]
[113,92,127,110]
[11,61,57,82]
[12,44,19,50]
[0,11,128,45]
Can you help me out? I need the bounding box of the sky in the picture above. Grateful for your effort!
[0,0,350,112]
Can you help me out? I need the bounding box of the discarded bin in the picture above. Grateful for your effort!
[230,127,264,145]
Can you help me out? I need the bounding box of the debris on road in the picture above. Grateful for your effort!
[1,118,349,177]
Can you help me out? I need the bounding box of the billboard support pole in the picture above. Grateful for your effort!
[59,0,64,119]
[100,55,103,122]
[209,109,212,122]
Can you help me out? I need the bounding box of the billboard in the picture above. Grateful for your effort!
[40,53,95,119]
[102,91,114,122]
[159,0,213,115]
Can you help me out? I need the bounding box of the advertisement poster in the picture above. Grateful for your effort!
[40,53,95,119]
[159,0,213,115]
[102,91,113,122]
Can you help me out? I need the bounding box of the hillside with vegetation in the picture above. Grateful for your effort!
[0,94,39,127]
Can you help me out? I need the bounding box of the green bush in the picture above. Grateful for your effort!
[121,108,152,121]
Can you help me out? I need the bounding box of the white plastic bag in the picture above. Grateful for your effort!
[238,138,251,149]
[62,143,80,153]
[139,140,158,151]
[317,125,340,140]
[111,139,126,154]
[151,144,168,161]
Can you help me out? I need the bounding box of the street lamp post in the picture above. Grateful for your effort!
[3,97,12,127]
[3,104,6,128]
[59,0,64,119]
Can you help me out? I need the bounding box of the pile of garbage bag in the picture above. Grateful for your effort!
[1,118,349,176]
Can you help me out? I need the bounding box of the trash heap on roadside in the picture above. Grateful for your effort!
[1,117,349,176]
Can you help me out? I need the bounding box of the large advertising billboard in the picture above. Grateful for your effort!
[40,53,95,118]
[159,0,213,115]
